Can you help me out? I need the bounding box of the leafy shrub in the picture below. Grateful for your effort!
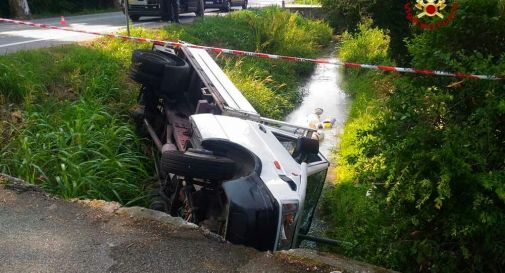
[326,1,505,272]
[320,0,371,31]
[321,0,411,63]
[0,0,10,17]
[28,0,117,15]
[338,19,393,66]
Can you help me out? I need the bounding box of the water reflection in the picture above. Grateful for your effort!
[285,54,350,158]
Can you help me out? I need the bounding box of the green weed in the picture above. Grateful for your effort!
[0,45,149,205]
[1,99,151,205]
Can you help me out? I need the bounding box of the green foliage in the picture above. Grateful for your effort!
[1,99,151,205]
[224,59,291,118]
[320,0,372,31]
[233,7,332,57]
[321,0,411,64]
[326,2,505,272]
[323,183,400,267]
[28,0,116,16]
[0,0,10,17]
[338,19,392,65]
[333,72,388,184]
[325,21,397,268]
[0,45,151,205]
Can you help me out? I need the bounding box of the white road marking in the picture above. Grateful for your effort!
[0,38,52,48]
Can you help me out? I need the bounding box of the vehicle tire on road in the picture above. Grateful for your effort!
[160,150,236,181]
[129,15,140,21]
[242,0,247,9]
[196,0,205,16]
[220,0,231,12]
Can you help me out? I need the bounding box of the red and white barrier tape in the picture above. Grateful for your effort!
[1,17,504,81]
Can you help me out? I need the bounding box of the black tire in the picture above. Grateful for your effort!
[129,66,161,89]
[160,150,236,181]
[242,0,247,9]
[149,189,171,212]
[131,49,186,76]
[131,105,148,137]
[130,49,190,94]
[129,15,140,21]
[220,0,231,12]
[196,0,205,16]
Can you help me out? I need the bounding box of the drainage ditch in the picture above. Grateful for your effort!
[285,46,351,248]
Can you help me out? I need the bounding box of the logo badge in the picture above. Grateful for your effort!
[405,0,458,29]
[416,0,446,18]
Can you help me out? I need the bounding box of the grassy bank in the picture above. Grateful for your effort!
[0,8,332,205]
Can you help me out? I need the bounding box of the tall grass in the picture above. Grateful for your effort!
[231,7,332,57]
[1,99,150,205]
[0,46,150,205]
[332,20,392,183]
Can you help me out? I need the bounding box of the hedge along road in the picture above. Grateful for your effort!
[0,0,285,54]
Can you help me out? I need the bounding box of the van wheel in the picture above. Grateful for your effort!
[131,49,187,76]
[196,0,205,16]
[129,15,140,21]
[220,0,231,12]
[129,50,190,94]
[150,190,169,212]
[160,150,236,181]
[129,66,161,89]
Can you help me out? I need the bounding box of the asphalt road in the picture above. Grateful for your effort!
[0,0,286,54]
[0,181,337,273]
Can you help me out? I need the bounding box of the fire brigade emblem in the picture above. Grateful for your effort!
[405,0,457,29]
[415,0,447,18]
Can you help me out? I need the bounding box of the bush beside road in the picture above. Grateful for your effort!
[323,1,505,272]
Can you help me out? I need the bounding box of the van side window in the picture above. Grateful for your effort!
[298,169,327,235]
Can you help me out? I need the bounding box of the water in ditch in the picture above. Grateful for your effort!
[285,48,351,248]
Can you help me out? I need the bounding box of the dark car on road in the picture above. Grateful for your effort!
[123,0,204,21]
[204,0,247,12]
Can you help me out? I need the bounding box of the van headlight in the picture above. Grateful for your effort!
[277,201,299,250]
